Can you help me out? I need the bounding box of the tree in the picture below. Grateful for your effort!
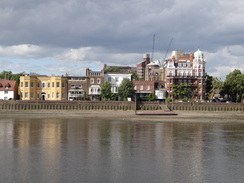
[222,69,244,102]
[173,83,192,99]
[210,77,224,99]
[118,78,135,101]
[205,74,213,100]
[104,66,123,73]
[101,81,112,101]
[0,70,12,80]
[147,93,156,101]
[0,70,24,83]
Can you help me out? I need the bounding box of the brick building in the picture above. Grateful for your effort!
[164,49,206,100]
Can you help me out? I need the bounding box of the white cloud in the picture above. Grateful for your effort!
[205,45,244,79]
[0,44,49,58]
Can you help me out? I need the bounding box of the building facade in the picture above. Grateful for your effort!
[86,68,104,100]
[104,73,132,94]
[0,80,18,100]
[164,49,206,100]
[137,54,151,80]
[19,75,67,100]
[66,75,88,101]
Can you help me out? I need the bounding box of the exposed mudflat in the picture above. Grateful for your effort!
[0,110,243,123]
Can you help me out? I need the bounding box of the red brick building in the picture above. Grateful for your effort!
[164,49,206,100]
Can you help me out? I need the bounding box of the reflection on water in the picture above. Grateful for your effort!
[0,118,244,183]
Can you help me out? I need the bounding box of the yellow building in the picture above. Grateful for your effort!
[19,75,67,100]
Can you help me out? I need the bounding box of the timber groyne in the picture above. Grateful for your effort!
[0,100,243,112]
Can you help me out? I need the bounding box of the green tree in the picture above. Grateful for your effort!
[222,69,244,102]
[104,66,123,73]
[0,70,12,80]
[173,83,192,99]
[210,77,224,99]
[0,70,24,83]
[205,74,213,100]
[101,81,112,101]
[118,78,135,101]
[147,93,156,101]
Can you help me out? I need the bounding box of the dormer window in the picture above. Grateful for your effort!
[5,83,11,88]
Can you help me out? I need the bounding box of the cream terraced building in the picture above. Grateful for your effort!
[19,75,67,100]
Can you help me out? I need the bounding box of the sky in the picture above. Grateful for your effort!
[0,0,244,80]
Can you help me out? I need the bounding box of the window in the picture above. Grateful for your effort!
[30,92,34,99]
[25,82,28,87]
[62,82,65,88]
[56,92,60,99]
[62,93,65,99]
[134,85,137,90]
[37,82,40,88]
[56,82,60,88]
[52,82,54,87]
[52,92,54,99]
[147,85,150,90]
[140,85,143,90]
[170,79,172,84]
[97,78,101,84]
[31,82,34,88]
[25,92,28,99]
[42,82,46,88]
[48,94,50,99]
[169,70,173,76]
[48,83,50,88]
[4,91,8,94]
[108,77,111,82]
[115,77,119,82]
[90,78,94,84]
[21,82,23,87]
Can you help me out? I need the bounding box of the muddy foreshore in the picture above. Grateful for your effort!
[0,110,243,123]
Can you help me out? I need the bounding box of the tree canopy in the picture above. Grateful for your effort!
[101,81,112,101]
[118,78,135,101]
[173,83,193,99]
[104,66,124,73]
[0,70,24,83]
[222,69,244,102]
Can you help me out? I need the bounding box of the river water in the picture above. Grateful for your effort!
[0,118,244,183]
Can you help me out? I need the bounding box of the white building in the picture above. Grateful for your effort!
[0,80,18,100]
[104,73,132,93]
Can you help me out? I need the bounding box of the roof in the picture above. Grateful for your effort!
[0,80,17,91]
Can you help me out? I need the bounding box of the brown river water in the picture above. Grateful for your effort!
[0,118,244,183]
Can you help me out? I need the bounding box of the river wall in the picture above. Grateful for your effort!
[168,102,244,112]
[0,100,243,111]
[0,100,136,111]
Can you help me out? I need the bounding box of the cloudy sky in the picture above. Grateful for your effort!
[1,0,244,80]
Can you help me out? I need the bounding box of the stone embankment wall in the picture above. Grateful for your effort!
[168,102,244,112]
[0,100,243,111]
[0,100,136,111]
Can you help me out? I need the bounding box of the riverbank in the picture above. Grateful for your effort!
[0,110,243,123]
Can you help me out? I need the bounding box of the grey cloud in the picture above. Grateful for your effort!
[2,0,239,53]
[0,0,244,79]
